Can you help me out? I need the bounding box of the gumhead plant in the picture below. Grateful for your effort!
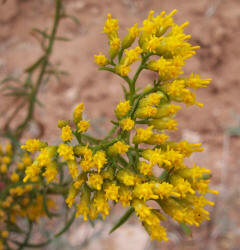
[1,8,218,249]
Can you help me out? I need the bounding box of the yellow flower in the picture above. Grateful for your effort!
[24,161,41,182]
[61,125,73,142]
[10,172,19,183]
[119,118,135,131]
[133,183,158,201]
[104,183,119,202]
[65,186,78,208]
[94,53,108,66]
[146,133,168,145]
[150,118,178,131]
[67,160,79,179]
[1,231,8,238]
[119,185,132,207]
[108,141,129,155]
[185,73,211,89]
[122,23,140,49]
[117,169,135,186]
[77,120,90,133]
[57,144,74,161]
[93,151,107,173]
[115,64,130,76]
[93,191,110,219]
[0,164,7,174]
[88,173,103,190]
[122,46,143,65]
[43,161,58,183]
[103,13,119,37]
[152,182,180,199]
[135,106,157,119]
[138,92,164,107]
[76,191,90,221]
[138,161,153,176]
[133,126,153,144]
[115,100,131,118]
[73,103,84,123]
[57,120,70,128]
[21,139,45,153]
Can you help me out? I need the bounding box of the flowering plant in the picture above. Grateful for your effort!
[0,6,218,249]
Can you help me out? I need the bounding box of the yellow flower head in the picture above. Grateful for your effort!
[21,139,45,153]
[115,100,131,118]
[10,172,19,183]
[73,103,84,123]
[61,125,73,142]
[94,53,108,66]
[88,173,103,190]
[93,151,107,173]
[108,141,129,155]
[77,120,90,133]
[103,13,119,37]
[57,144,74,162]
[133,126,153,144]
[119,118,135,131]
[104,183,119,202]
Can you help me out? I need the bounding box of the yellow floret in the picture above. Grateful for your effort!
[10,172,19,183]
[94,53,108,66]
[21,139,44,153]
[104,183,119,202]
[57,144,75,161]
[77,120,90,133]
[103,13,119,36]
[108,141,129,155]
[88,173,103,190]
[115,100,131,118]
[115,64,130,76]
[93,151,107,173]
[61,125,73,142]
[119,118,135,131]
[73,103,84,123]
[133,126,153,144]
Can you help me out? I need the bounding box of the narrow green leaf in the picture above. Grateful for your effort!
[10,239,51,248]
[43,189,59,218]
[180,222,192,236]
[54,208,76,237]
[62,14,80,25]
[0,76,22,85]
[25,55,45,73]
[109,207,134,234]
[202,173,212,180]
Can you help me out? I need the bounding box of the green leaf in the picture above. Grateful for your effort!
[0,76,22,85]
[54,208,76,237]
[109,207,134,234]
[180,222,192,236]
[43,189,59,218]
[25,55,45,73]
[62,14,80,25]
[120,83,128,99]
[202,173,212,180]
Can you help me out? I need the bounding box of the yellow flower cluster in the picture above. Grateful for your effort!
[21,10,217,243]
[0,143,56,246]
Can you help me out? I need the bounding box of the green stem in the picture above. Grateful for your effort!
[16,0,62,139]
[103,124,118,140]
[17,220,33,250]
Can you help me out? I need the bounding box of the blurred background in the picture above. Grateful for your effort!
[0,0,240,249]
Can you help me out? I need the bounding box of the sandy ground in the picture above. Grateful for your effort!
[0,0,240,249]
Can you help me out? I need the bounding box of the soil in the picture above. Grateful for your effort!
[0,0,240,249]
